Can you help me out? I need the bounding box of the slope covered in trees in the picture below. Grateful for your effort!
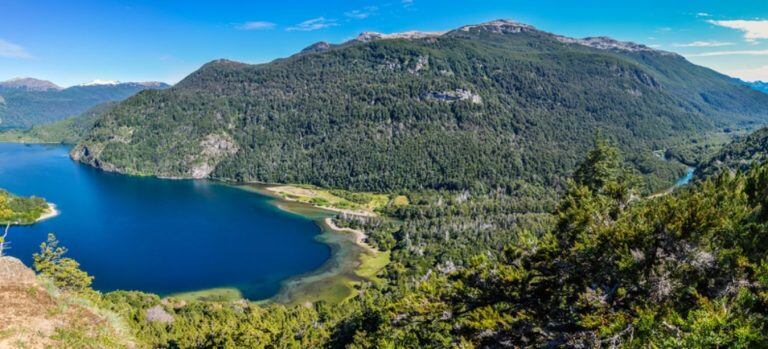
[0,102,116,144]
[73,20,768,193]
[0,82,168,128]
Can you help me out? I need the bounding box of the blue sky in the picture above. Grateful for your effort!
[1,0,767,86]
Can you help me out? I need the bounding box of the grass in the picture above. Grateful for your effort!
[356,251,391,283]
[167,287,244,302]
[265,184,404,216]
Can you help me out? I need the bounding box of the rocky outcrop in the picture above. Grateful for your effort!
[423,89,482,104]
[189,133,239,179]
[0,257,132,348]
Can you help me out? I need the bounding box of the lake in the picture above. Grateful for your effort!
[0,143,331,300]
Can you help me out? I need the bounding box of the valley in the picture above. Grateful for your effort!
[2,10,768,347]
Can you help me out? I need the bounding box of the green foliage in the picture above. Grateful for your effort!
[34,233,94,293]
[0,189,48,225]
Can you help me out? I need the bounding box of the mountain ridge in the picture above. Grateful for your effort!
[0,80,170,128]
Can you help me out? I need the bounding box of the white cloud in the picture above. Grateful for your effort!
[345,6,378,19]
[0,39,31,59]
[696,12,712,18]
[720,65,768,81]
[287,17,337,31]
[238,21,276,30]
[402,0,414,7]
[674,41,734,47]
[687,49,768,57]
[708,19,768,41]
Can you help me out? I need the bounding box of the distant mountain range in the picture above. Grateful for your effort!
[73,20,768,192]
[0,78,169,128]
[745,80,768,94]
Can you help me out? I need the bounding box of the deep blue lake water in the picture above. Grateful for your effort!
[0,143,330,299]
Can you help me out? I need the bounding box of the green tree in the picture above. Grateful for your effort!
[0,193,15,257]
[33,233,93,292]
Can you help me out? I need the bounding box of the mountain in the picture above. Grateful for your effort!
[0,77,61,91]
[0,101,116,144]
[0,80,169,128]
[73,20,768,192]
[746,80,768,94]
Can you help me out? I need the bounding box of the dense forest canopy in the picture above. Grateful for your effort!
[74,20,768,194]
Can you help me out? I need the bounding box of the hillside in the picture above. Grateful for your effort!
[0,102,116,144]
[0,80,169,128]
[0,256,131,348]
[73,20,768,193]
[696,126,768,178]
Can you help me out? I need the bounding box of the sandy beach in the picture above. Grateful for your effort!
[323,217,375,253]
[35,203,59,222]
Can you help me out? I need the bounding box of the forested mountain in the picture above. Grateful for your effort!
[0,80,168,128]
[73,20,768,193]
[0,102,116,144]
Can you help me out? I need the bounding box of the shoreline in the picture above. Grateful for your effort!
[323,217,375,253]
[7,145,384,305]
[36,203,59,222]
[167,182,389,305]
[263,185,378,218]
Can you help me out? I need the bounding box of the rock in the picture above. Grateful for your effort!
[145,305,174,324]
[423,89,482,104]
[0,257,37,286]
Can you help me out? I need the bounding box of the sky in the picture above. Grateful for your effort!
[0,0,767,87]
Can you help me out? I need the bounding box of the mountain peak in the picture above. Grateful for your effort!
[0,77,61,91]
[456,19,536,34]
[352,30,446,43]
[301,41,332,53]
[78,80,120,87]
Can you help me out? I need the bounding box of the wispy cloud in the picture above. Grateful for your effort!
[345,6,378,19]
[687,49,768,57]
[402,0,414,8]
[696,12,712,18]
[674,41,734,47]
[708,19,768,42]
[0,39,31,59]
[238,21,276,30]
[287,17,337,31]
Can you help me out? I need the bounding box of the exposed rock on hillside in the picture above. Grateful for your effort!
[0,257,132,348]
